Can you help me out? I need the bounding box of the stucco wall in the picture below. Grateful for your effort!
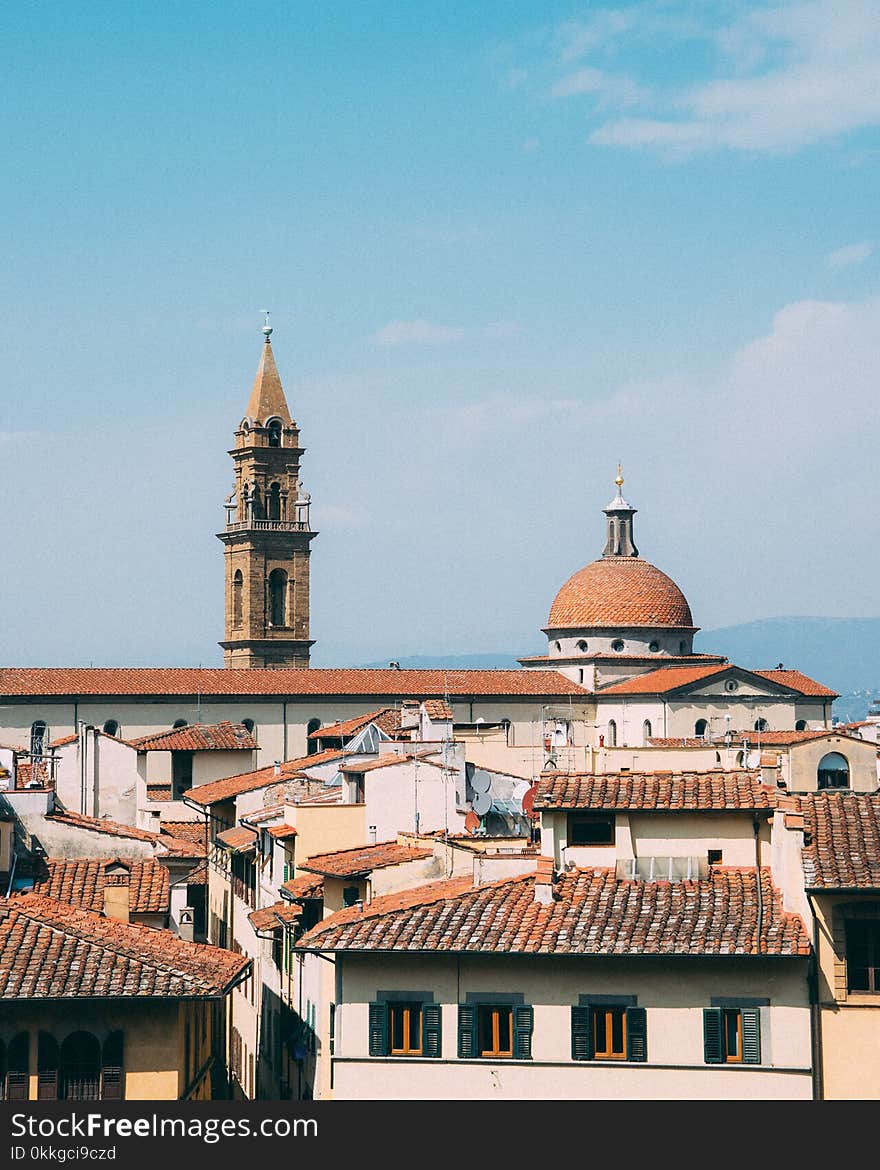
[328,952,811,1100]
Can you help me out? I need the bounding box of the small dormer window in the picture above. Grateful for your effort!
[267,419,283,447]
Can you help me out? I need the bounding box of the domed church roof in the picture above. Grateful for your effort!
[547,557,694,630]
[546,469,695,632]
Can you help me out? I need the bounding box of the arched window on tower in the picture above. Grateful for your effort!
[642,719,652,745]
[267,483,282,521]
[267,419,282,447]
[232,570,243,628]
[607,719,617,747]
[268,569,288,627]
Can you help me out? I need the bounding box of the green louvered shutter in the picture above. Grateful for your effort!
[458,1005,477,1058]
[513,1005,534,1060]
[626,1007,647,1063]
[423,1004,442,1058]
[741,1008,761,1065]
[368,1002,389,1056]
[703,1008,723,1064]
[571,1005,592,1061]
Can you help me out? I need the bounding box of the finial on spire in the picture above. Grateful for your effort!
[262,310,273,343]
[615,463,624,489]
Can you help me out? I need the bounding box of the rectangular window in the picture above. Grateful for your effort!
[459,1003,532,1060]
[703,1007,760,1065]
[478,1006,512,1058]
[847,920,880,992]
[571,1003,646,1062]
[389,1003,423,1056]
[368,1001,441,1058]
[592,1006,626,1060]
[568,812,615,846]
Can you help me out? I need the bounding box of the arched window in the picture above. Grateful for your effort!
[101,1032,124,1101]
[642,720,652,745]
[736,751,745,766]
[267,482,282,521]
[38,1031,59,1100]
[102,720,120,737]
[60,1031,101,1101]
[306,718,321,755]
[818,752,849,790]
[5,1032,29,1101]
[795,719,808,731]
[242,718,255,734]
[267,419,282,447]
[607,719,617,747]
[232,570,243,628]
[754,718,769,732]
[695,718,708,738]
[268,569,287,627]
[30,720,48,759]
[611,639,625,652]
[576,640,588,652]
[173,719,188,729]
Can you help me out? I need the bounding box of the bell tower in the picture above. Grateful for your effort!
[218,318,317,668]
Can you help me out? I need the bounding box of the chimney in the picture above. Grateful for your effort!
[274,761,282,776]
[760,751,778,788]
[534,856,555,905]
[102,862,131,922]
[368,824,377,845]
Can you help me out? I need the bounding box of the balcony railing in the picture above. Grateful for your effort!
[225,519,310,533]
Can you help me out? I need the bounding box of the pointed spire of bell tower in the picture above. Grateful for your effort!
[602,464,639,557]
[245,312,292,424]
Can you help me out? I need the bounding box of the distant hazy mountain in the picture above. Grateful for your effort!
[360,617,880,721]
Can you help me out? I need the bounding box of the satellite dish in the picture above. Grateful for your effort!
[521,782,539,819]
[472,791,492,816]
[512,780,531,802]
[470,769,491,794]
[464,810,481,835]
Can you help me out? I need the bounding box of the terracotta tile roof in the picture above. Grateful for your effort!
[146,785,172,802]
[158,821,207,846]
[30,859,169,915]
[729,729,857,747]
[266,824,298,840]
[534,769,776,811]
[14,761,51,787]
[341,751,444,773]
[281,874,324,900]
[130,721,258,752]
[800,793,880,889]
[753,670,838,698]
[292,786,344,806]
[185,749,346,806]
[216,826,258,852]
[248,901,303,931]
[308,708,399,739]
[647,737,711,748]
[298,867,810,957]
[1,894,249,998]
[598,664,731,695]
[547,558,695,630]
[422,699,453,720]
[300,842,433,878]
[45,810,159,844]
[0,667,589,698]
[50,730,132,749]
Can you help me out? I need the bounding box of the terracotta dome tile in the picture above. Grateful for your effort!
[547,557,693,630]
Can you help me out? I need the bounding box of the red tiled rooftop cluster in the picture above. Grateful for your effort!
[30,859,169,915]
[301,842,433,878]
[534,769,776,811]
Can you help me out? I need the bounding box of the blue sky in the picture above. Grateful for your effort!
[1,1,878,666]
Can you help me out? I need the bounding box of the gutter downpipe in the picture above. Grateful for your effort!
[753,816,763,947]
[806,892,824,1101]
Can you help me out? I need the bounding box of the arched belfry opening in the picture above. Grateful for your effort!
[218,319,317,669]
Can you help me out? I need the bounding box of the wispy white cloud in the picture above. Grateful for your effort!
[533,1,880,155]
[826,240,874,268]
[371,320,520,347]
[372,320,466,347]
[0,430,39,444]
[551,66,647,108]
